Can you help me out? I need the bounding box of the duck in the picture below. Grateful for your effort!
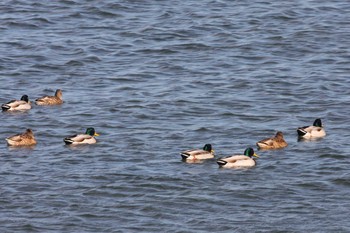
[2,95,31,111]
[256,131,288,150]
[5,129,37,146]
[297,118,326,139]
[217,148,259,168]
[180,144,214,161]
[64,127,100,145]
[35,89,63,105]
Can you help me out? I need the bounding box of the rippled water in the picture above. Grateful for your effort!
[1,0,350,232]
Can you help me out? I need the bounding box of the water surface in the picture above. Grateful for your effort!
[1,0,350,232]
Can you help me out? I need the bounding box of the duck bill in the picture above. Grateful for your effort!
[253,153,259,158]
[94,133,100,136]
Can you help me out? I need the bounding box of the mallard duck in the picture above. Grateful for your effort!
[180,144,214,161]
[5,129,37,146]
[2,95,31,111]
[64,127,100,145]
[35,89,63,105]
[217,148,259,168]
[297,118,326,139]
[256,131,288,150]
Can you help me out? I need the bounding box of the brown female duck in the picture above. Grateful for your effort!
[6,129,37,146]
[35,89,63,105]
[256,131,288,150]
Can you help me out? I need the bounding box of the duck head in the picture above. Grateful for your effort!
[203,144,214,154]
[85,127,100,136]
[313,118,323,127]
[55,89,63,99]
[21,95,29,103]
[244,147,259,158]
[25,128,35,137]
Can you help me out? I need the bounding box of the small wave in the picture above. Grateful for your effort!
[5,21,39,29]
[64,60,84,66]
[170,43,212,51]
[136,48,177,55]
[84,6,122,18]
[82,55,101,63]
[331,177,350,187]
[319,153,348,159]
[30,17,54,24]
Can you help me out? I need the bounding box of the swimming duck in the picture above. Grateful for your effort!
[64,127,100,145]
[2,95,31,111]
[256,131,288,150]
[180,144,214,161]
[217,148,259,168]
[297,118,326,139]
[35,89,63,105]
[6,129,37,146]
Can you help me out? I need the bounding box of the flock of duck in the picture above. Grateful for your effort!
[2,89,326,169]
[180,118,326,168]
[2,89,100,147]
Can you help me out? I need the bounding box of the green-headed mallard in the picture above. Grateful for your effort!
[180,144,214,161]
[2,95,31,111]
[256,131,288,150]
[217,147,259,168]
[64,127,100,145]
[35,89,63,105]
[6,129,37,146]
[297,118,326,139]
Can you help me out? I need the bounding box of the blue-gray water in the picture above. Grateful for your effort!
[1,0,350,232]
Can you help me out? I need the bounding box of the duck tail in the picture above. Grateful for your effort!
[35,99,43,105]
[180,153,190,160]
[63,138,74,145]
[297,128,307,137]
[5,138,14,146]
[217,159,227,167]
[2,105,10,111]
[256,142,265,149]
